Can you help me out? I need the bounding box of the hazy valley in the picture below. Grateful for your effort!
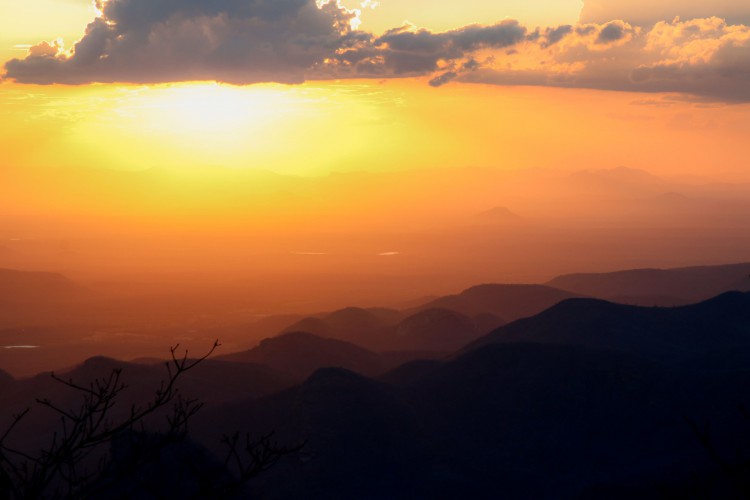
[1,260,750,497]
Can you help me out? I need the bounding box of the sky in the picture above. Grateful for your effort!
[2,0,750,289]
[1,1,750,177]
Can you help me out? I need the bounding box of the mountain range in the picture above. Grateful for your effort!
[191,291,750,498]
[547,262,750,306]
[2,274,750,497]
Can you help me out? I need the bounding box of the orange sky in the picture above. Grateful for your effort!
[2,79,749,182]
[2,0,750,290]
[2,1,750,181]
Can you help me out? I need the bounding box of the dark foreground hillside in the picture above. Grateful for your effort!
[192,292,750,498]
[2,292,750,498]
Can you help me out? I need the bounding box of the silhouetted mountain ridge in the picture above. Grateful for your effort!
[6,286,750,498]
[280,307,397,349]
[0,355,293,415]
[216,331,388,380]
[395,307,480,351]
[548,262,750,305]
[197,340,712,498]
[462,291,750,364]
[0,368,13,389]
[414,283,580,321]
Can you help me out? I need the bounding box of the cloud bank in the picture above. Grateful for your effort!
[465,17,750,102]
[5,0,361,84]
[322,20,527,80]
[5,0,750,102]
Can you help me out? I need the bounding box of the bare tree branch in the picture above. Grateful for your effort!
[0,341,233,498]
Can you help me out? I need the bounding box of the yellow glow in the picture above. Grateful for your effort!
[62,81,406,173]
[139,84,287,134]
[105,83,301,166]
[3,79,750,182]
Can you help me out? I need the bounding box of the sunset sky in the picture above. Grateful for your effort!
[2,0,750,176]
[5,5,750,489]
[2,1,750,290]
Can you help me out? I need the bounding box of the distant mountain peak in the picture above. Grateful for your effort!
[216,331,386,380]
[568,166,669,191]
[655,191,690,200]
[460,283,561,295]
[395,307,478,351]
[258,331,368,350]
[77,356,125,370]
[475,206,522,223]
[0,268,88,303]
[414,283,579,322]
[0,368,14,387]
[325,307,383,327]
[592,166,665,180]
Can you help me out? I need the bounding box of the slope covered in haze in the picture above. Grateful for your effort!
[0,268,88,306]
[277,302,501,352]
[548,262,750,305]
[215,331,389,380]
[393,308,480,351]
[231,284,573,353]
[6,166,750,313]
[0,268,93,328]
[280,307,399,349]
[413,284,579,321]
[564,166,669,197]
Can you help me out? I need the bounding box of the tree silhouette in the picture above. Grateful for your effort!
[683,405,750,499]
[0,341,302,499]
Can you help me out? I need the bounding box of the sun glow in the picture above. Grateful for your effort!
[75,82,320,171]
[137,83,289,135]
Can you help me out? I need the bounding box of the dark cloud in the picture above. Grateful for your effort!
[596,21,627,43]
[27,40,62,58]
[543,25,574,47]
[338,20,527,77]
[576,26,598,36]
[462,58,480,71]
[5,2,750,103]
[462,17,750,102]
[5,2,527,86]
[5,0,358,84]
[428,71,457,87]
[627,42,750,101]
